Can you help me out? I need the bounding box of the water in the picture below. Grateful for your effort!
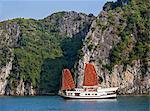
[0,96,149,111]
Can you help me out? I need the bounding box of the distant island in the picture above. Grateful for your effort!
[0,0,149,96]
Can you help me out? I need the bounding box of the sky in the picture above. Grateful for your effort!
[0,0,116,21]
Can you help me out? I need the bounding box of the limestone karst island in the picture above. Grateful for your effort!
[0,0,149,110]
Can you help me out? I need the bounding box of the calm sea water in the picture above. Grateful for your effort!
[0,96,149,111]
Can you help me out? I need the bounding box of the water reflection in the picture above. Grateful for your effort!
[65,98,117,102]
[62,98,118,111]
[0,96,149,111]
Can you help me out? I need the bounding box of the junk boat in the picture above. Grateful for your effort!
[58,63,118,99]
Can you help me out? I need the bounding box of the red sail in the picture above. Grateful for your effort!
[61,69,75,90]
[83,63,98,86]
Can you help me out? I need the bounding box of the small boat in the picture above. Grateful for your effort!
[58,63,118,99]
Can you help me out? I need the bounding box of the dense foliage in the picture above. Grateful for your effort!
[108,0,150,74]
[4,18,63,92]
[0,12,92,93]
[0,0,149,94]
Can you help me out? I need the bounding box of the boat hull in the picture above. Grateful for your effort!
[60,94,117,99]
[58,87,118,99]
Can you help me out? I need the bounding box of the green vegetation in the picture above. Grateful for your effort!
[0,0,149,94]
[8,19,63,89]
[0,12,91,93]
[0,28,12,68]
[0,47,11,67]
[109,0,150,74]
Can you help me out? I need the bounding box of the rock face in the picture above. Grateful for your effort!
[74,10,123,87]
[0,0,149,95]
[75,0,150,95]
[44,11,94,37]
[0,11,94,95]
[108,60,150,94]
[0,22,19,95]
[0,57,13,95]
[0,21,36,95]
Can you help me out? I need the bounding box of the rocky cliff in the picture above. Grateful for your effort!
[75,0,150,95]
[0,0,149,96]
[0,11,95,95]
[0,22,19,95]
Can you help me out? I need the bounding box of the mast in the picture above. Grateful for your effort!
[83,63,98,87]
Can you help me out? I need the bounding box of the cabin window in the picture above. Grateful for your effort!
[75,93,80,96]
[95,94,97,95]
[88,94,90,95]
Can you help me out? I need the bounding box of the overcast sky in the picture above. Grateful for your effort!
[0,0,116,21]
